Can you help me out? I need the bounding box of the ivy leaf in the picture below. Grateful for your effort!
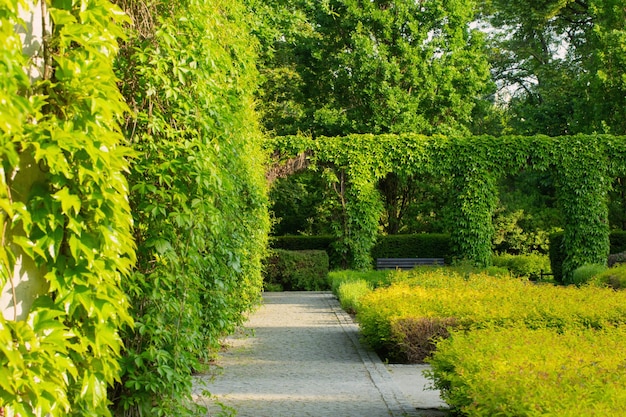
[53,187,81,216]
[49,8,76,26]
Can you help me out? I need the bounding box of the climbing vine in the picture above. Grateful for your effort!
[270,134,626,279]
[1,1,134,416]
[112,0,269,415]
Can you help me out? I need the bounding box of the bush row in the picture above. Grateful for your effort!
[335,268,626,414]
[263,250,329,291]
[272,234,453,269]
[354,271,626,362]
[491,253,551,281]
[428,326,626,416]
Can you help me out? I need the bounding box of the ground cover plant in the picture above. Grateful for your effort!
[428,326,626,416]
[352,270,626,363]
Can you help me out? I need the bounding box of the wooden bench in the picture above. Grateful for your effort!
[376,257,445,270]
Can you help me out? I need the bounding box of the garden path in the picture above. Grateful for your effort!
[193,291,448,417]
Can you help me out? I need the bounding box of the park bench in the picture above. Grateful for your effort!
[376,257,445,270]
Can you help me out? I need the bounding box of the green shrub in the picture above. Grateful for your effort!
[610,230,626,253]
[428,327,626,416]
[270,235,342,268]
[592,265,626,290]
[328,269,395,295]
[492,253,551,280]
[551,230,626,283]
[570,264,608,286]
[264,250,330,291]
[356,270,626,362]
[371,234,452,263]
[336,280,373,315]
[113,1,270,414]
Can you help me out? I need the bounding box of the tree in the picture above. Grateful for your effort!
[248,0,494,137]
[485,0,626,135]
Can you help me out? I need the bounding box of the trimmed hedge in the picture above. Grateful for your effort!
[551,230,626,282]
[271,234,451,269]
[371,234,452,263]
[270,236,341,269]
[610,230,626,253]
[356,270,626,363]
[263,250,330,291]
[429,327,626,416]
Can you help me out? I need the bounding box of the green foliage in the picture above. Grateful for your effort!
[371,234,452,263]
[591,265,626,290]
[485,0,626,136]
[492,253,551,280]
[551,230,626,283]
[112,0,269,415]
[570,264,608,286]
[273,133,624,276]
[610,230,626,253]
[328,269,396,295]
[428,327,626,416]
[248,0,493,137]
[492,172,561,254]
[269,235,342,269]
[269,171,335,235]
[1,1,134,416]
[335,280,373,315]
[354,270,626,363]
[263,250,329,291]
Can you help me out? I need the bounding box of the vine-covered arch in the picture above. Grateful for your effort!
[268,134,626,279]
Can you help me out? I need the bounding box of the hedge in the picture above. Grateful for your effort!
[263,250,330,291]
[356,270,626,363]
[428,327,626,416]
[271,234,451,269]
[370,234,452,264]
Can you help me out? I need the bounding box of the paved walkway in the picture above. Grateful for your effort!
[194,292,448,417]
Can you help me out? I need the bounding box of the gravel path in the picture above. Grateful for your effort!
[194,291,448,417]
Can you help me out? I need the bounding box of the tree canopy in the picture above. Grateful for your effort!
[247,0,494,136]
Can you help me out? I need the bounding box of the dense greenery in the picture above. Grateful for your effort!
[247,0,492,137]
[484,0,626,136]
[112,0,269,415]
[271,133,626,279]
[2,0,269,416]
[429,327,626,416]
[260,0,626,271]
[263,250,329,291]
[1,1,134,416]
[335,269,626,363]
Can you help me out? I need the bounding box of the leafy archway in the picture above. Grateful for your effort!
[269,134,626,280]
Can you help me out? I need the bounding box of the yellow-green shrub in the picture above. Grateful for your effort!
[428,327,626,416]
[492,253,551,280]
[357,271,626,362]
[336,280,373,315]
[328,269,396,295]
